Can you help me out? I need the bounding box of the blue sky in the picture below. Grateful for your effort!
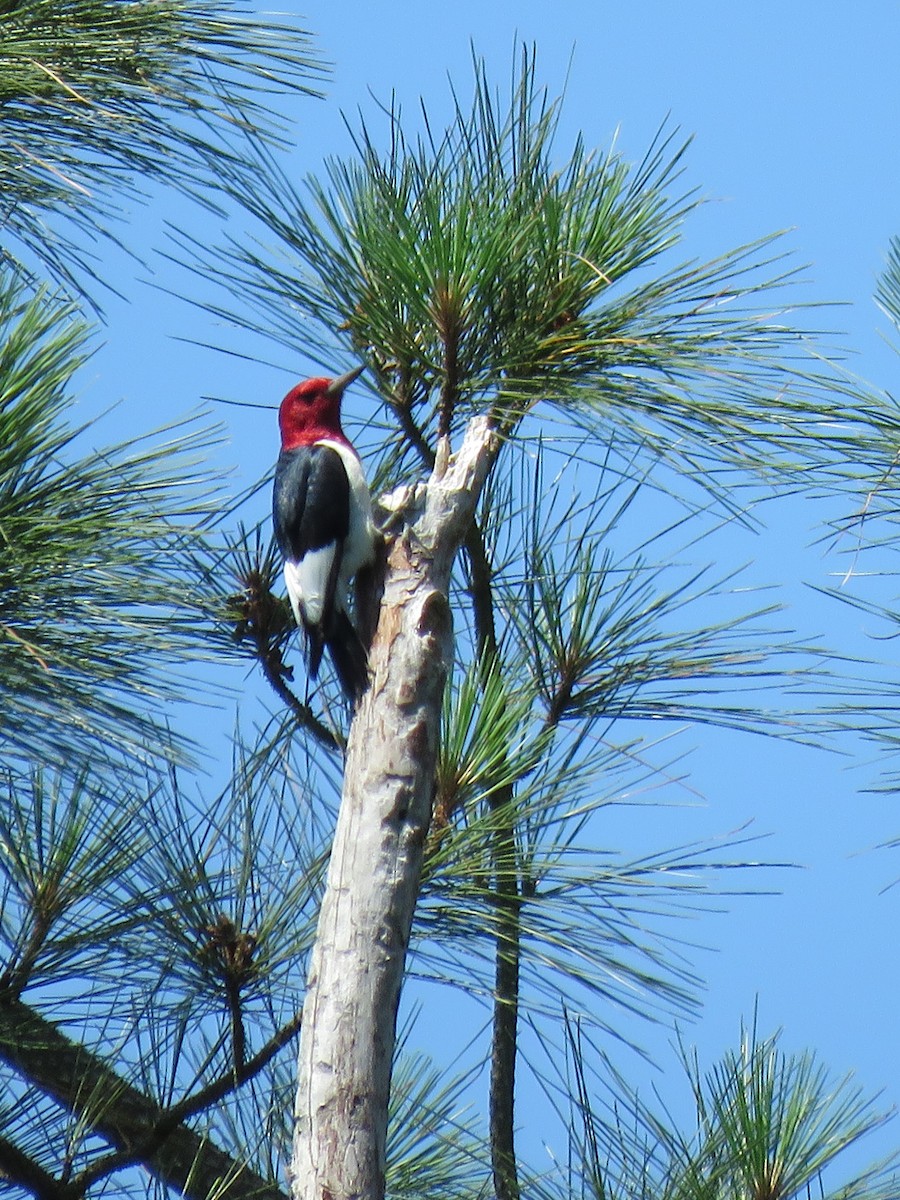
[77,0,900,1179]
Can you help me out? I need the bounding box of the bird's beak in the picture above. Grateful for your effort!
[327,365,365,396]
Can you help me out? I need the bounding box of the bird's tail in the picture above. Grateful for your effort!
[326,609,370,704]
[305,626,327,681]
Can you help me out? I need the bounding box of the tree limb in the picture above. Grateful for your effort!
[259,653,344,753]
[0,1132,70,1200]
[72,1011,304,1195]
[236,571,343,754]
[0,996,290,1200]
[387,394,435,471]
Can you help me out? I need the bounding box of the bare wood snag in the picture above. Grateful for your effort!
[291,419,499,1200]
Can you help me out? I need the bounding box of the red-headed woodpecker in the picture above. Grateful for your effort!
[272,365,376,703]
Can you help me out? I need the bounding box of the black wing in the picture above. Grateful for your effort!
[272,445,351,562]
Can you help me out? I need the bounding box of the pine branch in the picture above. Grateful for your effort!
[389,393,436,470]
[221,529,345,753]
[0,996,290,1200]
[194,47,900,505]
[0,0,323,300]
[0,272,227,775]
[0,1132,70,1200]
[257,640,343,754]
[71,1012,304,1195]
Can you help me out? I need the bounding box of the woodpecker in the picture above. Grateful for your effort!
[272,365,376,703]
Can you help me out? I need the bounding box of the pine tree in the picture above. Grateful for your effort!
[193,50,900,1200]
[0,19,897,1200]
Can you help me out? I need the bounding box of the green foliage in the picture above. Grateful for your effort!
[553,1021,898,1200]
[876,237,900,333]
[1,19,896,1196]
[0,0,322,296]
[817,242,900,794]
[0,269,222,771]
[189,49,896,500]
[0,767,147,997]
[387,1045,489,1199]
[435,654,548,819]
[506,445,818,734]
[0,736,330,1196]
[406,439,816,1039]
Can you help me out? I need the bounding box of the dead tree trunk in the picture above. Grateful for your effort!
[291,416,498,1200]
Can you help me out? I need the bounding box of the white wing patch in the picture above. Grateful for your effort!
[284,545,337,627]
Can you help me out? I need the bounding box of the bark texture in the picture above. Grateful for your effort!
[291,416,498,1200]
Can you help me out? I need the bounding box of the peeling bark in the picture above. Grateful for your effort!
[291,416,499,1200]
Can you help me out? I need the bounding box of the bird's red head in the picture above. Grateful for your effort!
[278,366,364,452]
